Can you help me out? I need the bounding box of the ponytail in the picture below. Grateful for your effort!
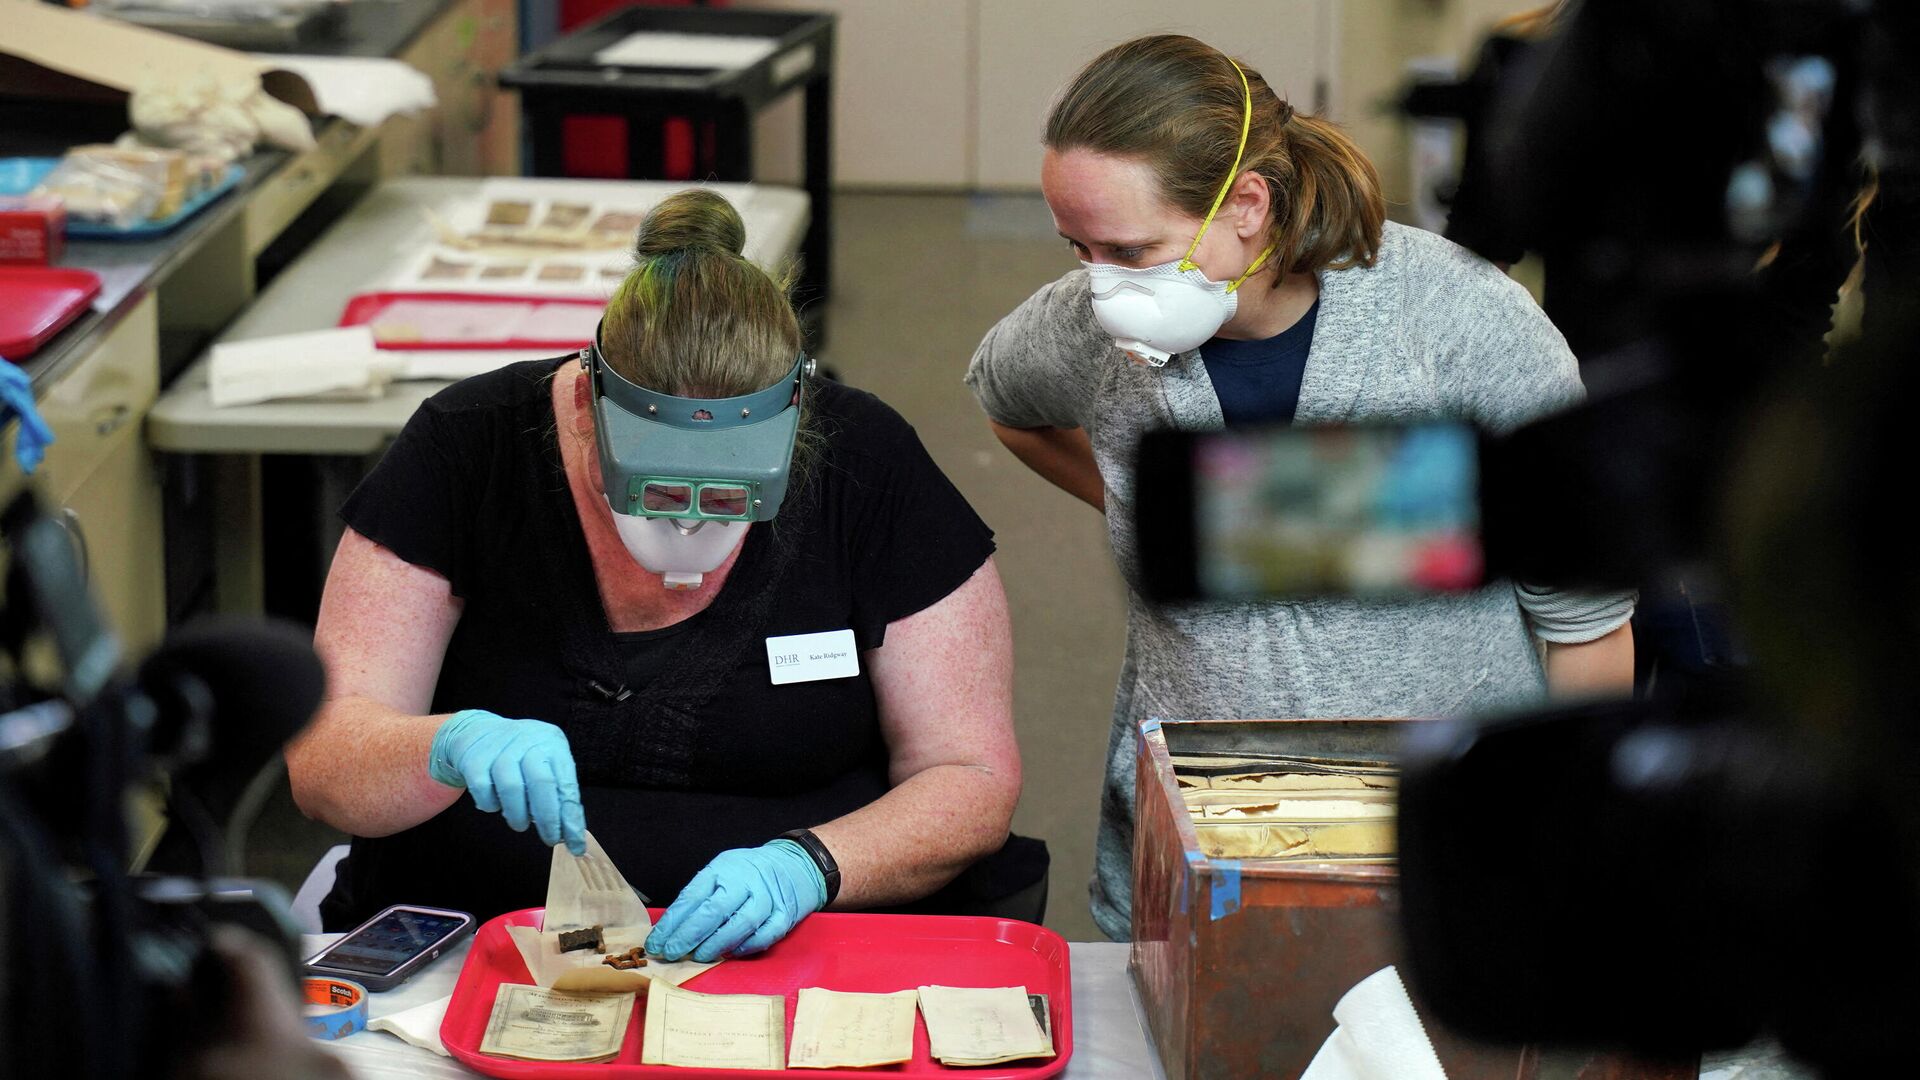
[1266,112,1385,274]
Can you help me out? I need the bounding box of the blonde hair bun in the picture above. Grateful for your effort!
[634,188,749,258]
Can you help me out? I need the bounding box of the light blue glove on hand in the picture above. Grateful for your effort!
[2,359,55,474]
[646,841,827,962]
[428,708,588,856]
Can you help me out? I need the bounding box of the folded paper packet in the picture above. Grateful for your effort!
[506,831,718,992]
[917,985,1055,1067]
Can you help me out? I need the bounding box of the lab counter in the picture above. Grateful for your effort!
[2,0,519,675]
[8,0,472,394]
[298,0,466,63]
[18,142,328,394]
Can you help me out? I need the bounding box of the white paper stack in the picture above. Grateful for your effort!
[593,32,779,71]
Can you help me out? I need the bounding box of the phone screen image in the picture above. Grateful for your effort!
[319,910,468,977]
[1192,423,1483,598]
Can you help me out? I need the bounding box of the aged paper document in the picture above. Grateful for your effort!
[507,834,720,992]
[787,988,917,1069]
[640,981,787,1070]
[917,984,1055,1066]
[478,983,635,1063]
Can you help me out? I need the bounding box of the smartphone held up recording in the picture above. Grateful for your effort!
[1135,423,1488,602]
[1135,413,1648,603]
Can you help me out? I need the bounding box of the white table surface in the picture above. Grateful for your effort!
[304,935,1165,1080]
[303,931,1803,1079]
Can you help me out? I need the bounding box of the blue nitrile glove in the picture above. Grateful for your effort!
[646,841,827,962]
[1,360,55,474]
[428,709,588,856]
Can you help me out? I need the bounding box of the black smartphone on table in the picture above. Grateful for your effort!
[303,904,477,992]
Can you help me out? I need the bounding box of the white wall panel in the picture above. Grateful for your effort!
[750,0,975,189]
[971,0,1327,190]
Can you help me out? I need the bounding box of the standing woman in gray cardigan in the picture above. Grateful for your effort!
[966,34,1637,941]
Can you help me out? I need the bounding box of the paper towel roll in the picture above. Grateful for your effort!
[1299,965,1449,1080]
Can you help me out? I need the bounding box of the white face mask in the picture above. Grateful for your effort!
[1084,258,1245,366]
[1079,57,1277,367]
[607,498,749,590]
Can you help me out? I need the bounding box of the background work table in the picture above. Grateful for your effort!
[147,176,809,455]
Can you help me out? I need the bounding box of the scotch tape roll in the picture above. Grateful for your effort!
[302,976,370,1040]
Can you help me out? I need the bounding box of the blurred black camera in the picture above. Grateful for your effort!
[1135,0,1920,1072]
[0,491,327,1078]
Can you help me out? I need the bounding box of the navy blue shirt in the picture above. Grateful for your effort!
[1200,297,1319,426]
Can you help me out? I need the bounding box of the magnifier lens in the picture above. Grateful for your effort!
[698,485,751,518]
[641,482,694,514]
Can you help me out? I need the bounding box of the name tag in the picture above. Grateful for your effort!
[765,629,860,685]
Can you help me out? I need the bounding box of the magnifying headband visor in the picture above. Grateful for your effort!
[586,322,808,523]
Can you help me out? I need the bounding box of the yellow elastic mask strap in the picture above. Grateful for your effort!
[1224,242,1278,294]
[1178,59,1257,274]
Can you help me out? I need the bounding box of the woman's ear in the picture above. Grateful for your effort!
[1229,170,1271,239]
[571,367,599,445]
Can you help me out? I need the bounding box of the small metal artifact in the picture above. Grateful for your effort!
[601,947,648,970]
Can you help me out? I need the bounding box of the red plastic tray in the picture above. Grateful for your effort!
[0,267,101,360]
[339,291,603,351]
[442,908,1073,1079]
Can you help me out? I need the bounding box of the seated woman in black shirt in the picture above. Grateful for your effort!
[286,189,1023,963]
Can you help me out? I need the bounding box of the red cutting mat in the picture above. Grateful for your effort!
[0,267,100,359]
[338,291,602,351]
[442,908,1073,1079]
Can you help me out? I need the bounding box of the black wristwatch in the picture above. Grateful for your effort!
[778,828,842,906]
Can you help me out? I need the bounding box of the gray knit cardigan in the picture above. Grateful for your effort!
[966,221,1635,940]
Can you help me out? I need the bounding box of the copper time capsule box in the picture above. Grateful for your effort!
[1132,717,1699,1080]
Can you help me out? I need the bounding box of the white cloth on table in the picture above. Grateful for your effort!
[364,994,451,1057]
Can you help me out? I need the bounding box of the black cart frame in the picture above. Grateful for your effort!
[501,7,836,305]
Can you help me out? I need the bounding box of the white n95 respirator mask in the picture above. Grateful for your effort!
[1085,57,1276,367]
[1085,259,1245,365]
[608,505,749,590]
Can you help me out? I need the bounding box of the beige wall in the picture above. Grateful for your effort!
[751,0,975,188]
[752,0,1547,194]
[970,0,1328,190]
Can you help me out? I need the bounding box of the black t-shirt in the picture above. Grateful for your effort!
[319,357,996,930]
